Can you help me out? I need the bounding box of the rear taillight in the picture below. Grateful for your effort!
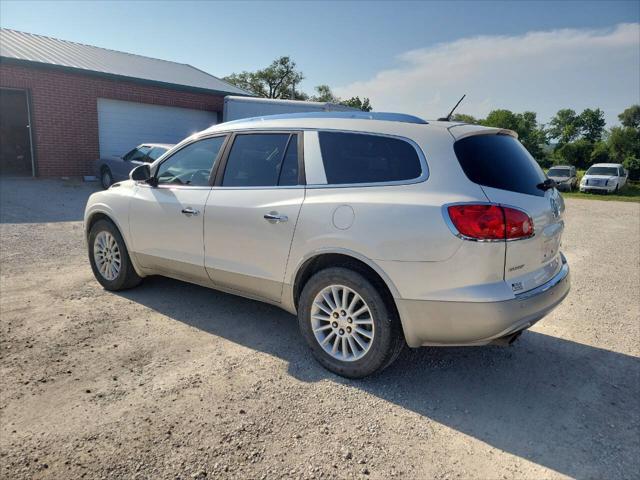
[504,207,534,239]
[447,204,534,241]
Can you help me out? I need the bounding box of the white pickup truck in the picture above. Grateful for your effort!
[580,163,628,193]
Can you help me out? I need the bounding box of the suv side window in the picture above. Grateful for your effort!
[156,136,225,186]
[222,133,298,187]
[318,131,422,185]
[619,167,625,177]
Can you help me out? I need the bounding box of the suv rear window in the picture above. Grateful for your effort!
[454,134,546,197]
[318,132,422,185]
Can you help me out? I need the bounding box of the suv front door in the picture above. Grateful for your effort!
[204,132,304,302]
[129,136,227,283]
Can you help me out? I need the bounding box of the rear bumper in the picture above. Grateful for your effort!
[396,254,571,347]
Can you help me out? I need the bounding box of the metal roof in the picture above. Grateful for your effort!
[223,111,429,126]
[0,29,252,96]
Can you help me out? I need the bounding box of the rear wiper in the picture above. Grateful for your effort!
[536,178,557,191]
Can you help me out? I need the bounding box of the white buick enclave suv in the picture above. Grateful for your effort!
[84,112,570,378]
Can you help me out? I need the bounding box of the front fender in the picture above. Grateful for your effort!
[84,184,144,277]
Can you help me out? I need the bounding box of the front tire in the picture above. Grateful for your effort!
[88,219,142,291]
[298,267,404,378]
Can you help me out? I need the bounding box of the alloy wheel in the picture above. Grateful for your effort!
[93,231,121,281]
[310,284,375,362]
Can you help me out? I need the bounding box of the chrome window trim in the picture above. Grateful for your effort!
[441,202,536,243]
[135,183,213,191]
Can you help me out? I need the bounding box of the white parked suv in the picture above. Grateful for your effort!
[84,112,571,378]
[580,163,628,193]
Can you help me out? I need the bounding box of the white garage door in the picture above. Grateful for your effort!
[97,98,218,158]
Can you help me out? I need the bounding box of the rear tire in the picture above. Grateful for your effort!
[88,219,142,291]
[297,267,404,378]
[100,168,113,189]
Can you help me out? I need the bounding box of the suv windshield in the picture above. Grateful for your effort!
[547,168,571,177]
[586,167,618,176]
[454,134,546,197]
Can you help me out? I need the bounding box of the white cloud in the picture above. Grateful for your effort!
[335,23,640,125]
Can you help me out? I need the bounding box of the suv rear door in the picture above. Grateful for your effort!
[451,129,565,295]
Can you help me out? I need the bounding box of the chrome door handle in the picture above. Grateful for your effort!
[181,207,200,217]
[264,212,288,223]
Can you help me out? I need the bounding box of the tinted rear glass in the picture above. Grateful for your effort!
[318,132,422,185]
[454,134,546,197]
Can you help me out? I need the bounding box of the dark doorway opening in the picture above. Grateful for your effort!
[0,88,34,176]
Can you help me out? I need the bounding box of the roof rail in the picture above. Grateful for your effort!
[223,111,429,125]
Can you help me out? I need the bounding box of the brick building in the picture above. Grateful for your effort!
[0,29,250,177]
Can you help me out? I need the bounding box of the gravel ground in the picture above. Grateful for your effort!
[1,177,639,480]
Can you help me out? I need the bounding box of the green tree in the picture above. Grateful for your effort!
[608,126,639,163]
[223,56,304,99]
[450,113,479,124]
[341,96,372,112]
[610,105,640,180]
[310,84,339,103]
[579,108,606,143]
[224,58,372,109]
[590,141,610,164]
[548,109,581,145]
[480,109,547,161]
[310,85,372,111]
[618,105,640,129]
[516,111,548,161]
[623,155,640,181]
[483,109,521,131]
[554,139,594,169]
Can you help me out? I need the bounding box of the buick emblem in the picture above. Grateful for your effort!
[550,197,560,219]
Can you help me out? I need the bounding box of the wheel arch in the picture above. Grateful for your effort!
[85,208,144,277]
[291,251,402,327]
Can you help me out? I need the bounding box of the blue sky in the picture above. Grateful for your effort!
[1,1,639,124]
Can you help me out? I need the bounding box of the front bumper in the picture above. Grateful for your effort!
[554,182,573,191]
[580,184,614,193]
[396,254,571,347]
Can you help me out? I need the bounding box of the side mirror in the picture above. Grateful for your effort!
[130,164,152,183]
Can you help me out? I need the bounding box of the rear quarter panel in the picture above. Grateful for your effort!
[284,125,500,299]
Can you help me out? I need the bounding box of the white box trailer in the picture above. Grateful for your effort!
[223,96,356,122]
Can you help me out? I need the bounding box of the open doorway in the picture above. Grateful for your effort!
[0,88,34,176]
